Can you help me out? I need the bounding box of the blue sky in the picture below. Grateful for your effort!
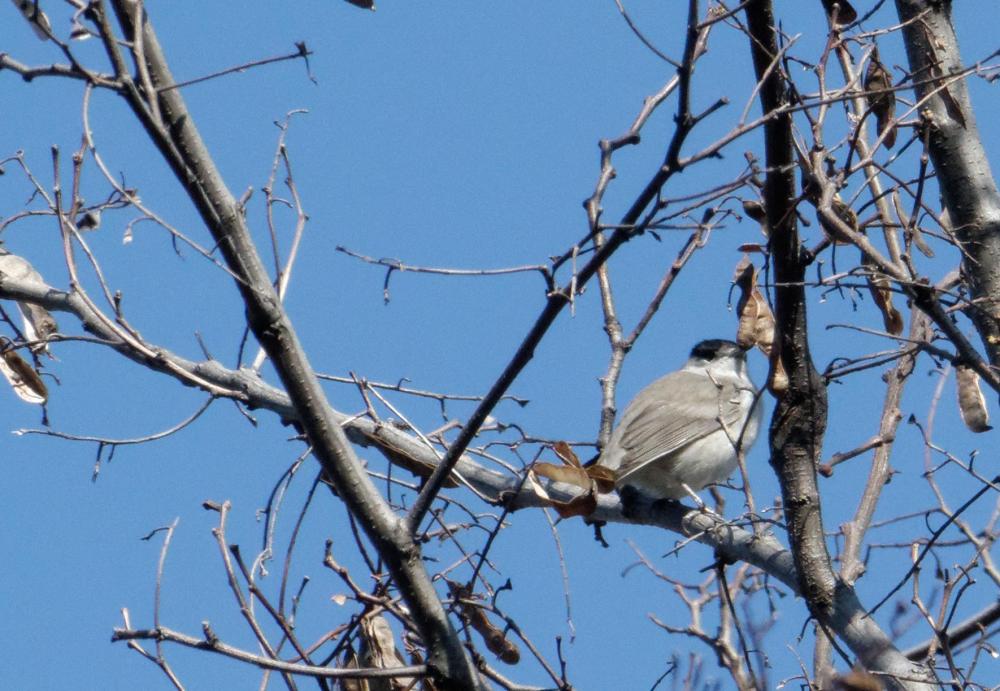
[2,1,999,689]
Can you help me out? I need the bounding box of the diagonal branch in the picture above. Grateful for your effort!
[91,1,484,687]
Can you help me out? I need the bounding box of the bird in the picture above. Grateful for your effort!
[596,339,763,501]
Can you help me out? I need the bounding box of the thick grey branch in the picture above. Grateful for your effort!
[896,0,1000,367]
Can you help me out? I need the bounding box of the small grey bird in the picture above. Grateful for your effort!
[597,339,763,500]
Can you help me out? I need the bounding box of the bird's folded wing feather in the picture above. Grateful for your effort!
[616,371,746,480]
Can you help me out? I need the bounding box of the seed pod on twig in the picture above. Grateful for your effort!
[11,0,52,40]
[956,364,992,433]
[0,338,47,404]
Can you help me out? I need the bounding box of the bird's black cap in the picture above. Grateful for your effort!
[689,339,745,361]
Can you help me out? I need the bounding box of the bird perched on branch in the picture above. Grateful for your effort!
[596,339,763,501]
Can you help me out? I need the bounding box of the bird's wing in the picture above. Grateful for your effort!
[615,371,747,481]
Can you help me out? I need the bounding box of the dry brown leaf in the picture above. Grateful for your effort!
[551,440,582,467]
[586,464,617,493]
[525,442,601,516]
[449,583,520,665]
[738,288,775,352]
[859,239,903,336]
[742,199,766,222]
[832,666,883,691]
[910,226,934,258]
[733,257,784,393]
[956,364,992,433]
[527,467,598,518]
[820,0,857,24]
[846,195,901,334]
[733,256,775,353]
[531,462,589,488]
[733,256,754,332]
[361,615,405,670]
[810,175,901,359]
[867,273,904,335]
[551,440,615,492]
[865,49,897,148]
[550,487,597,518]
[0,340,47,404]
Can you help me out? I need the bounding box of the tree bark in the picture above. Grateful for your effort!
[743,2,934,687]
[896,0,1000,367]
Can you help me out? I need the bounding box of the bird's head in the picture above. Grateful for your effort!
[685,339,750,378]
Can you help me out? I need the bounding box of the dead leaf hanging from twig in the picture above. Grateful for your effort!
[820,0,857,25]
[733,256,786,393]
[865,48,897,148]
[956,364,992,433]
[862,258,904,336]
[742,199,769,237]
[448,582,520,665]
[867,276,904,335]
[0,338,47,404]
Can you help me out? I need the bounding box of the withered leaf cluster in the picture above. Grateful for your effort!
[528,441,613,518]
[864,49,897,148]
[733,255,786,393]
